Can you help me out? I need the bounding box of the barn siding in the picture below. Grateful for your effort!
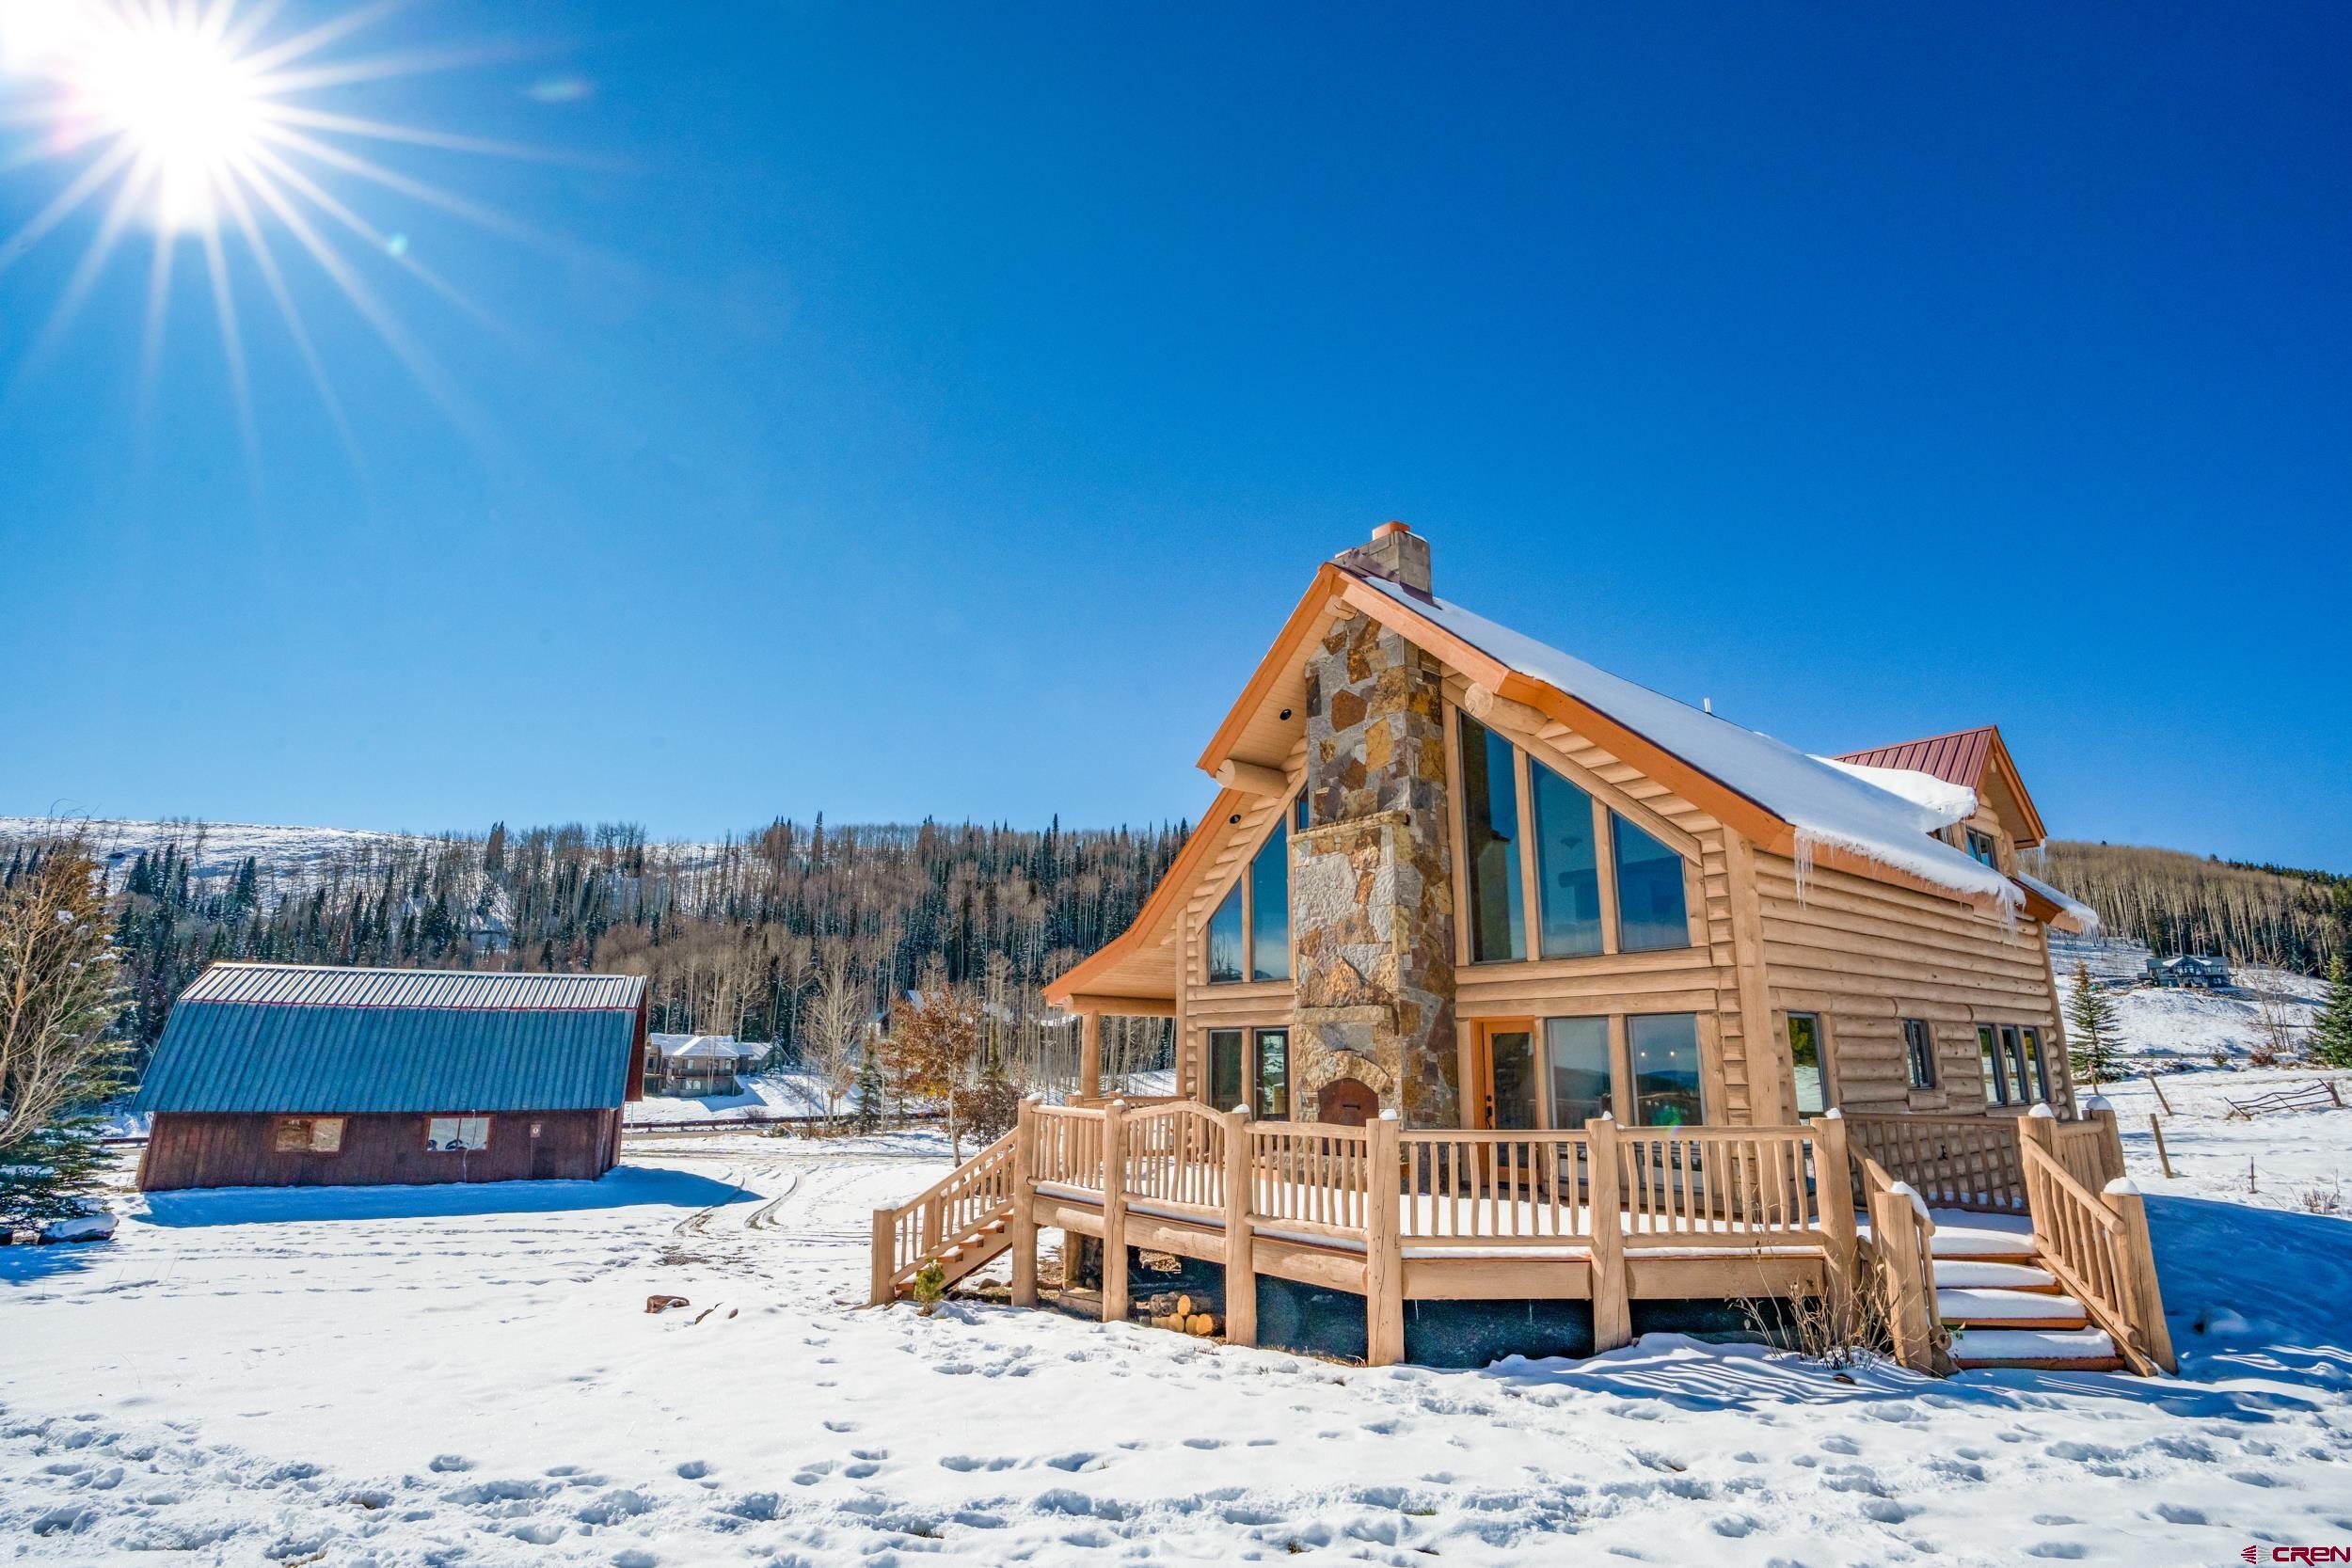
[138,1108,622,1192]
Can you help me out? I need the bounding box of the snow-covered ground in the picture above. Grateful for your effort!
[7,1107,2352,1565]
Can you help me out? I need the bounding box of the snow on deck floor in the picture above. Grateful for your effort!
[5,1122,2352,1566]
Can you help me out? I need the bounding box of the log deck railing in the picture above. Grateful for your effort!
[880,1101,1863,1367]
[867,1099,2161,1377]
[2017,1128,2176,1374]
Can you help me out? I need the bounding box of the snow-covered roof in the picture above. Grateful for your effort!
[1815,758,1979,827]
[2014,872,2101,937]
[649,1034,760,1061]
[1354,574,2022,906]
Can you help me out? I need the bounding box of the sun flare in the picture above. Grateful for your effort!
[0,0,549,469]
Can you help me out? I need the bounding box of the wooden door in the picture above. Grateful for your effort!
[1472,1019,1541,1131]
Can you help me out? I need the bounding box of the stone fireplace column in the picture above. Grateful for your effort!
[1289,526,1459,1128]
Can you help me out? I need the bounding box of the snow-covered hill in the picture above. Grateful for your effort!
[0,815,436,890]
[2050,933,2326,1068]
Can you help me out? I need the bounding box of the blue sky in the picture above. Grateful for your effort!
[2,3,2345,868]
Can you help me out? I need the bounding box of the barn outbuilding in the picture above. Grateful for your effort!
[135,963,649,1192]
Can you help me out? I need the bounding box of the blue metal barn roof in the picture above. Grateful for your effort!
[135,963,646,1115]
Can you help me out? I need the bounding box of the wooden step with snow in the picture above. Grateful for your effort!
[1948,1326,2124,1372]
[1938,1286,2089,1332]
[1931,1259,2058,1291]
[1922,1212,2040,1259]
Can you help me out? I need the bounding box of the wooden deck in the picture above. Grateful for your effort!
[870,1100,2173,1376]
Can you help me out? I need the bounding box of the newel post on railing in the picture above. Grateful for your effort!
[1364,1111,1405,1367]
[1813,1110,1860,1329]
[1010,1098,1039,1308]
[2018,1103,2058,1252]
[2102,1178,2178,1374]
[1873,1180,1937,1372]
[2082,1094,2125,1190]
[868,1207,897,1307]
[1587,1113,1631,1353]
[1100,1099,1129,1325]
[1220,1106,1257,1347]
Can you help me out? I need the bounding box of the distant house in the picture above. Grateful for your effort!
[134,963,648,1191]
[644,1034,763,1098]
[2146,954,2231,990]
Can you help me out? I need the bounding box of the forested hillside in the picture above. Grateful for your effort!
[0,816,1187,1079]
[2025,840,2348,974]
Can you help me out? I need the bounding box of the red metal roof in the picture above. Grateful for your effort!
[1833,727,1997,790]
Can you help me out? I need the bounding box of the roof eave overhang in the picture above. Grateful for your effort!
[1042,786,1248,1009]
[1982,727,2051,848]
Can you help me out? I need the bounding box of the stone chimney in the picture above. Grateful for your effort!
[1334,519,1433,595]
[1289,522,1458,1128]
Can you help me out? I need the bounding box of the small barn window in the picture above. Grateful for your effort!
[274,1116,344,1153]
[1964,829,1999,868]
[426,1116,491,1152]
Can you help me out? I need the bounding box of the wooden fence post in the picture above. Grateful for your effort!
[1010,1098,1039,1308]
[1364,1112,1405,1367]
[868,1208,897,1307]
[1101,1100,1129,1325]
[1872,1182,1935,1372]
[1221,1108,1257,1347]
[2102,1179,2178,1374]
[1813,1110,1859,1331]
[1587,1114,1631,1353]
[2148,1114,2174,1179]
[2143,1071,2173,1117]
[2017,1105,2058,1253]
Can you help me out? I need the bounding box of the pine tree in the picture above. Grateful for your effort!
[854,1040,883,1133]
[2065,960,2123,1088]
[2311,953,2352,1070]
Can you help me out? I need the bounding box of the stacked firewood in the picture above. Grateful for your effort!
[1136,1291,1220,1337]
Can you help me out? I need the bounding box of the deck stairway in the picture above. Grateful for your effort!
[868,1129,1019,1303]
[1925,1212,2126,1371]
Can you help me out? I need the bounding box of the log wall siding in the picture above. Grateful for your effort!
[138,1108,623,1191]
[1753,856,2072,1117]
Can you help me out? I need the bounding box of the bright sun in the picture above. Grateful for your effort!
[72,10,265,230]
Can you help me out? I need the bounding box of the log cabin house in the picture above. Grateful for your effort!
[135,963,648,1191]
[871,524,2171,1376]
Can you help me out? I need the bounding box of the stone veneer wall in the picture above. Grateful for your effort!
[1290,610,1459,1127]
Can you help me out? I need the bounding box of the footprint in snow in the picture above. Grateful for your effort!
[674,1459,710,1480]
[428,1454,473,1473]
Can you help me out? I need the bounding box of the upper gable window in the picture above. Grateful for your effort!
[1531,763,1602,958]
[1459,714,1526,963]
[1207,885,1244,983]
[1205,796,1296,986]
[1964,828,2000,868]
[1248,811,1291,982]
[1460,715,1693,963]
[1613,813,1691,952]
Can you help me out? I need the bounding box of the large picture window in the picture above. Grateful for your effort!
[1611,814,1690,952]
[1207,1029,1245,1111]
[1629,1014,1704,1127]
[1531,765,1602,958]
[1542,1016,1613,1129]
[1459,713,1526,962]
